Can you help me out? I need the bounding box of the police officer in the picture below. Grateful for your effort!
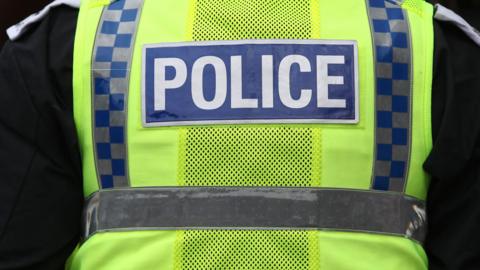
[0,0,479,269]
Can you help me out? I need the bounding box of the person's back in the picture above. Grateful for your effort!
[67,0,430,268]
[1,0,480,269]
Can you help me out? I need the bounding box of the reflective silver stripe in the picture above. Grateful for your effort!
[91,0,144,189]
[366,0,413,192]
[82,187,427,243]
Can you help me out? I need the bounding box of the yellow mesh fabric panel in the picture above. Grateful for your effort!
[192,0,312,40]
[174,230,320,270]
[175,0,321,269]
[178,127,321,187]
[402,0,424,16]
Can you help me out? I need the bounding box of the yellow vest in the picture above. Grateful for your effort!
[69,0,434,269]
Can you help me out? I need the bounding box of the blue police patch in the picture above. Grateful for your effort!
[142,40,358,126]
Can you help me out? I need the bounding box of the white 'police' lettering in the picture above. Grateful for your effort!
[317,55,346,108]
[191,56,228,110]
[154,58,187,111]
[278,55,312,109]
[143,40,358,126]
[153,54,347,110]
[261,55,274,108]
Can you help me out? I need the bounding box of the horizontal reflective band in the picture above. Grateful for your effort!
[83,187,427,243]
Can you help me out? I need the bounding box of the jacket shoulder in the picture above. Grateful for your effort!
[7,0,80,41]
[434,4,480,47]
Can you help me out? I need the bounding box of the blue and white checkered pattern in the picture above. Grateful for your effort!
[368,0,412,192]
[92,0,143,189]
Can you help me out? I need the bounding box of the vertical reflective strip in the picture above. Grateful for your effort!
[92,0,144,189]
[367,0,412,192]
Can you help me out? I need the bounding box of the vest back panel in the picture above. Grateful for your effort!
[70,0,434,269]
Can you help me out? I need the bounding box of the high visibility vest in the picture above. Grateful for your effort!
[69,0,434,269]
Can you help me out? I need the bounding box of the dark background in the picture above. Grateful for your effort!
[436,0,480,10]
[0,0,479,45]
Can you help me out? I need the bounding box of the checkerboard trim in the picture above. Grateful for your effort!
[367,0,413,192]
[91,0,144,189]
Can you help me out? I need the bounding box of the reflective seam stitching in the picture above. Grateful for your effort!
[91,0,144,189]
[81,187,427,243]
[367,0,412,192]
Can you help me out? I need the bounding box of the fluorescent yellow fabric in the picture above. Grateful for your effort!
[68,231,427,270]
[70,0,434,269]
[129,0,376,191]
[72,1,103,195]
[403,0,434,199]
